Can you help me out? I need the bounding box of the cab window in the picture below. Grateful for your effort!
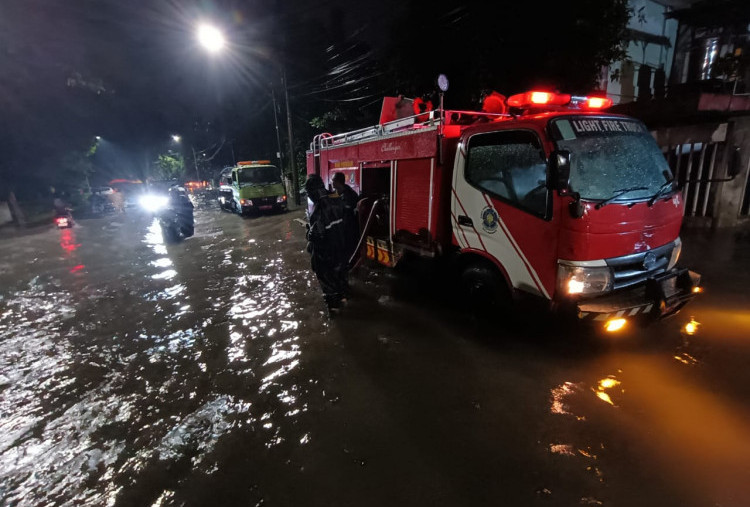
[465,130,549,219]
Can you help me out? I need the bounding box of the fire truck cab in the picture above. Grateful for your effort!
[306,91,701,328]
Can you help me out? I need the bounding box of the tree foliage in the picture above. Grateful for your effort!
[153,153,185,180]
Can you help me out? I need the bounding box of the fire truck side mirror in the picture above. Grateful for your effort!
[727,146,741,179]
[550,150,571,193]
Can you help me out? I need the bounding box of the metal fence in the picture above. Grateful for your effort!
[661,142,725,218]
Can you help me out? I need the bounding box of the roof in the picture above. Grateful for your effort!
[667,0,750,26]
[626,28,671,47]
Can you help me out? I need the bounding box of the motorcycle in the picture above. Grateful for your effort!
[140,186,194,241]
[54,209,74,229]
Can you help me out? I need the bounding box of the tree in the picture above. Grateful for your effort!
[383,0,630,106]
[153,153,185,180]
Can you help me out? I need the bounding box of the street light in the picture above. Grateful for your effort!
[197,24,225,53]
[172,135,181,143]
[193,23,300,205]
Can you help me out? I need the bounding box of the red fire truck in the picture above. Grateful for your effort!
[306,90,701,330]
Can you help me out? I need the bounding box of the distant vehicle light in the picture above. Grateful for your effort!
[604,318,627,332]
[55,217,69,226]
[692,286,703,294]
[139,194,169,212]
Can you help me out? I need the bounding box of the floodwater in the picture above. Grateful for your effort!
[1,195,749,506]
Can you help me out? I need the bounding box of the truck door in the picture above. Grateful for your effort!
[451,129,558,299]
[231,170,239,202]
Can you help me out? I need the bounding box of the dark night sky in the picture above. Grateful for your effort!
[1,0,632,188]
[0,0,406,182]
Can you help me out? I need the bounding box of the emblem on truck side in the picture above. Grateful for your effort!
[481,206,499,234]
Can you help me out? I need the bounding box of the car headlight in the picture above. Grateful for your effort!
[276,195,287,203]
[667,238,682,269]
[557,263,613,296]
[139,194,169,212]
[240,199,253,206]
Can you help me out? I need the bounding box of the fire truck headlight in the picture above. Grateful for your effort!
[557,264,613,296]
[667,238,682,269]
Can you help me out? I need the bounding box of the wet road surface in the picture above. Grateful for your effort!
[1,195,749,506]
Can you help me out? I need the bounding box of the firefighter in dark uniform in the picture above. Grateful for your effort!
[331,172,360,264]
[306,174,349,313]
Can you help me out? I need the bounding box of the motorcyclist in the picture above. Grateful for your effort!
[53,192,69,216]
[167,186,194,238]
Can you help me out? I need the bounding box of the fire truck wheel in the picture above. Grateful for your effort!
[460,262,511,312]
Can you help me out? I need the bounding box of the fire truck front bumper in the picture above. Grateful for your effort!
[575,268,701,324]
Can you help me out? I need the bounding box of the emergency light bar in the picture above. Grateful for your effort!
[506,91,612,110]
[507,91,571,107]
[573,96,613,110]
[238,160,272,166]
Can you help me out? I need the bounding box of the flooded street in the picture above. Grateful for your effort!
[1,196,749,507]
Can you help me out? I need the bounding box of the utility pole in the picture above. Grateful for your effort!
[282,67,299,205]
[191,146,200,180]
[271,88,284,169]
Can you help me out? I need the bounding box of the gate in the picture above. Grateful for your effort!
[662,141,726,217]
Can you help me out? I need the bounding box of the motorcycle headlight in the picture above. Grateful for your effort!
[139,194,169,212]
[667,238,682,269]
[557,263,613,296]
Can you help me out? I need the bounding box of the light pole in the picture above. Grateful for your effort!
[195,22,299,205]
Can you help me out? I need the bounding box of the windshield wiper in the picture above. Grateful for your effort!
[594,186,649,209]
[647,179,675,206]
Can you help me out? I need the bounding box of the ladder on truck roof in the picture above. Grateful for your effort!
[311,132,333,175]
[308,109,512,152]
[309,110,443,152]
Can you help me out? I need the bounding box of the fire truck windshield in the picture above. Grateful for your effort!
[550,117,672,202]
[237,166,282,186]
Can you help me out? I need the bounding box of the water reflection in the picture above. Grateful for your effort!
[143,218,167,255]
[594,376,621,406]
[59,228,80,254]
[683,318,700,336]
[550,381,585,419]
[0,208,320,504]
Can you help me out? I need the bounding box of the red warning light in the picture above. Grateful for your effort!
[584,97,613,109]
[507,91,571,108]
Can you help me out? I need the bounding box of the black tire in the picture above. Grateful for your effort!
[162,224,179,243]
[460,262,512,313]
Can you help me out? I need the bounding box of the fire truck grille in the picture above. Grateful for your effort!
[605,242,675,290]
